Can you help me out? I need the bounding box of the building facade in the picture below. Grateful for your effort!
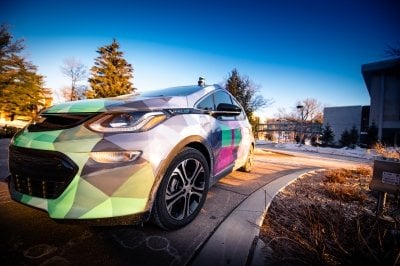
[323,105,369,145]
[362,58,400,146]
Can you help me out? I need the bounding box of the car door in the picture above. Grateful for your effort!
[196,90,244,176]
[212,90,243,175]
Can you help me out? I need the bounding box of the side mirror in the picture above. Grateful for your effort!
[213,103,241,116]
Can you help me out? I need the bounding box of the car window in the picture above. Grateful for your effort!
[196,94,214,110]
[214,91,232,107]
[196,90,245,121]
[231,97,246,120]
[214,91,236,121]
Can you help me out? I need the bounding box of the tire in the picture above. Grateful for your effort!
[152,147,210,230]
[239,145,254,173]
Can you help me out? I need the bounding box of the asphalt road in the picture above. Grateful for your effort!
[0,139,371,265]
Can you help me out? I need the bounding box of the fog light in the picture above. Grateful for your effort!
[90,151,141,163]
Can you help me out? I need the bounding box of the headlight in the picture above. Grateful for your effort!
[90,151,141,163]
[88,111,167,133]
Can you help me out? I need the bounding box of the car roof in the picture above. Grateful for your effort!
[137,84,225,108]
[139,86,204,97]
[43,84,226,114]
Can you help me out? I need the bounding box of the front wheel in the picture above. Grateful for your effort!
[152,148,210,230]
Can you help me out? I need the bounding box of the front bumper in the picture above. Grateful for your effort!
[8,143,156,220]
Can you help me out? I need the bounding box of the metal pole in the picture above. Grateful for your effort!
[297,105,304,146]
[376,191,387,216]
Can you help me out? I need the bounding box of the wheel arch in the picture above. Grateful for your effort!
[144,135,214,218]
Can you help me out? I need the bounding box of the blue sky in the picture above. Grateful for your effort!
[2,0,399,117]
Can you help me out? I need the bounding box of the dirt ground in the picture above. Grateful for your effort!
[260,168,400,266]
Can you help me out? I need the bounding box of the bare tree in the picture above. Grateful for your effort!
[296,98,323,123]
[384,42,400,58]
[275,98,323,123]
[61,85,88,102]
[275,107,297,121]
[61,58,87,101]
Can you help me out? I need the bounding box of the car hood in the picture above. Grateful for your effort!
[43,95,189,114]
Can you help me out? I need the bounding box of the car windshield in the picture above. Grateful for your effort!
[139,86,202,97]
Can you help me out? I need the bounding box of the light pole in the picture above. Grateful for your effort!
[297,105,304,146]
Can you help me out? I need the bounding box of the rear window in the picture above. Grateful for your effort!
[140,86,202,97]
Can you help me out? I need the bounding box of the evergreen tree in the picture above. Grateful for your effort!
[340,129,351,147]
[349,125,359,146]
[87,39,134,98]
[321,123,334,146]
[0,25,49,118]
[225,68,270,120]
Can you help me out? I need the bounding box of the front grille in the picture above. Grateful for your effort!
[28,113,98,131]
[9,146,78,199]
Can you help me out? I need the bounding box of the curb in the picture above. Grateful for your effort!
[191,168,322,266]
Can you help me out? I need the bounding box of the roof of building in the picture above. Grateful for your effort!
[362,57,400,96]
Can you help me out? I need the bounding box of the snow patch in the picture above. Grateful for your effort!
[256,140,375,159]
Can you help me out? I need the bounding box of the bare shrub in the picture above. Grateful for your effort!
[324,183,367,202]
[261,170,400,265]
[323,168,371,203]
[354,166,372,177]
[324,169,349,184]
[374,143,400,159]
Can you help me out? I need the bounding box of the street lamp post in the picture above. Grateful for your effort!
[297,105,304,146]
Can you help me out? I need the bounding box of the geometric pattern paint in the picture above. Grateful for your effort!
[8,84,254,221]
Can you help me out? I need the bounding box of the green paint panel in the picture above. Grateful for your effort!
[54,126,102,153]
[80,199,113,219]
[48,176,80,218]
[233,128,242,145]
[68,99,106,113]
[45,99,108,113]
[26,196,48,211]
[111,198,148,217]
[56,126,102,141]
[34,133,60,143]
[78,197,148,218]
[13,130,62,150]
[63,179,108,219]
[112,163,155,198]
[65,153,90,172]
[221,124,232,147]
[21,194,33,205]
[55,138,101,153]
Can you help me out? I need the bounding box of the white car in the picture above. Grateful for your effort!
[8,82,254,229]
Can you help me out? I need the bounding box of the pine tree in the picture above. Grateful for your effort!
[349,125,359,146]
[0,25,49,118]
[321,123,334,146]
[340,129,351,147]
[225,68,269,121]
[87,39,134,98]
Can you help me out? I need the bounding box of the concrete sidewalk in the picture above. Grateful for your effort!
[191,168,321,266]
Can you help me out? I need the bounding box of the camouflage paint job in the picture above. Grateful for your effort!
[8,85,253,220]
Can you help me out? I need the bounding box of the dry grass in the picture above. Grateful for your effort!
[374,143,400,160]
[323,167,371,202]
[260,167,400,266]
